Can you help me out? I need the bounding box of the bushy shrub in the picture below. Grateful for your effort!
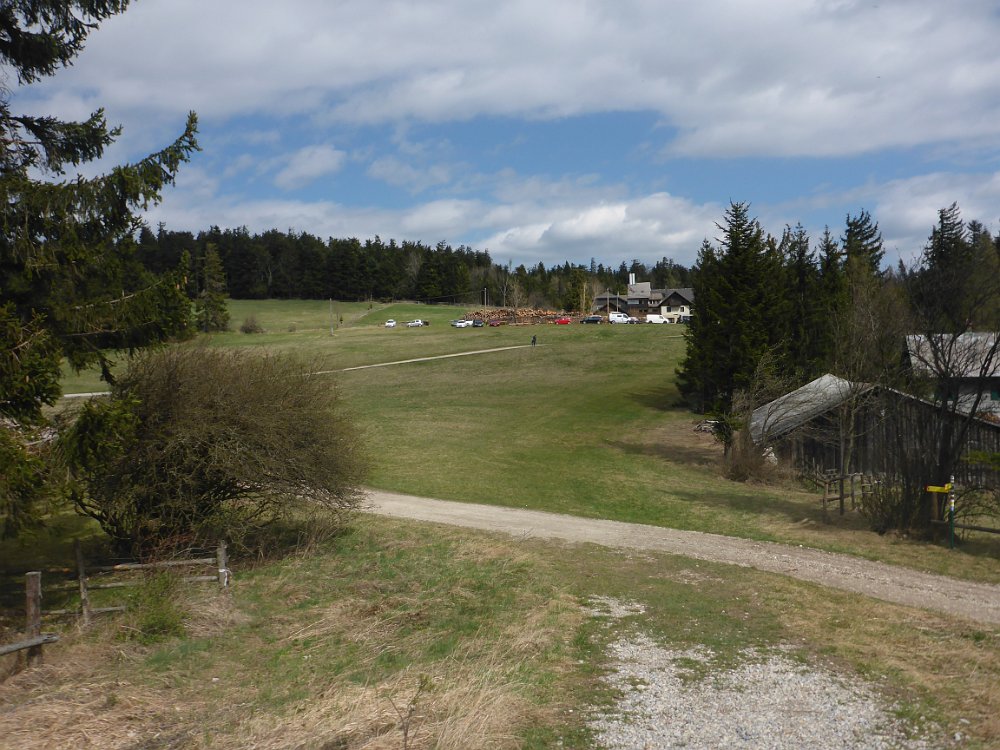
[857,479,901,534]
[60,348,368,556]
[240,315,263,334]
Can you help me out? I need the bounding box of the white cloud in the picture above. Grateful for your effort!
[868,171,1000,265]
[480,192,720,267]
[273,145,346,190]
[367,156,453,193]
[146,165,1000,272]
[17,0,998,274]
[28,0,1000,159]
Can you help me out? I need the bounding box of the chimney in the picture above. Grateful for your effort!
[629,272,636,285]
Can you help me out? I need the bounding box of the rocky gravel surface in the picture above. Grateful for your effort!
[586,598,935,750]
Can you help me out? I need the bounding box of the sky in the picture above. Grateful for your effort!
[11,0,1000,270]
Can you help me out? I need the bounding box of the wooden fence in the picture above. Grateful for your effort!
[813,470,876,518]
[1,541,230,669]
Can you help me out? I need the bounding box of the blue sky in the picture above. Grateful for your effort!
[14,0,1000,269]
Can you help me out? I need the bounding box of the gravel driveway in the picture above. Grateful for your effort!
[365,490,1000,626]
[366,491,994,748]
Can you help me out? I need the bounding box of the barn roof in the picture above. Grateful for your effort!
[749,374,873,444]
[905,333,1000,378]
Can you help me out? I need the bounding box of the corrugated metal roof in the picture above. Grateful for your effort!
[905,333,1000,378]
[750,374,873,444]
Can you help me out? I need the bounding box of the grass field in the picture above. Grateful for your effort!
[58,298,1000,582]
[2,517,997,748]
[13,297,994,747]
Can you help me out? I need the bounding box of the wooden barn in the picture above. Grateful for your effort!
[750,374,1000,489]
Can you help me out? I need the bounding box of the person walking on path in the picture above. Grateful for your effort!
[531,334,537,347]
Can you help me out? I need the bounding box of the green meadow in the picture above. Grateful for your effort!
[1,297,992,748]
[59,298,1000,582]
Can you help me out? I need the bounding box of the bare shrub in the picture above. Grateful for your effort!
[723,350,795,482]
[60,347,369,556]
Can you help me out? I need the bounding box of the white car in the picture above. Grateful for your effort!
[385,319,397,328]
[451,319,473,328]
[406,319,426,327]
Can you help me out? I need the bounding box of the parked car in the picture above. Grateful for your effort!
[451,319,474,328]
[581,315,603,324]
[609,312,630,324]
[488,320,503,327]
[472,319,484,327]
[554,316,572,324]
[645,314,668,324]
[406,319,426,327]
[384,319,397,328]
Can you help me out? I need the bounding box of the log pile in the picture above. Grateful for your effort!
[468,307,565,325]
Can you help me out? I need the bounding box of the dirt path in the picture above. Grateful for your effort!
[365,490,1000,626]
[314,344,532,374]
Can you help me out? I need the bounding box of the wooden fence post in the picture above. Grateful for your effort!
[75,540,91,626]
[216,540,229,588]
[25,572,42,667]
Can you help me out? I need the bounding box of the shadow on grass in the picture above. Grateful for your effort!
[669,485,842,527]
[629,385,685,412]
[608,439,720,470]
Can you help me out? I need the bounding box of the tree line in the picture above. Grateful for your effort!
[135,224,693,311]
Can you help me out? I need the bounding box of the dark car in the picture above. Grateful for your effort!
[581,315,603,324]
[472,319,484,327]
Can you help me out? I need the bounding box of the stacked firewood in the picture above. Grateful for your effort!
[468,307,564,324]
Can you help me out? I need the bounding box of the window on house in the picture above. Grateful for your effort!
[992,389,1000,401]
[935,386,959,403]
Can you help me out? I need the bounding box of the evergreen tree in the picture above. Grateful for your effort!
[781,223,824,377]
[676,239,720,412]
[813,226,846,367]
[842,209,884,279]
[195,245,230,332]
[677,202,776,429]
[1,1,198,533]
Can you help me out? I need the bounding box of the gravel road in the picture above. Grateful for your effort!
[366,491,996,748]
[584,598,936,750]
[365,490,1000,626]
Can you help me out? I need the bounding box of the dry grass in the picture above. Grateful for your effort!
[0,614,579,750]
[2,514,997,748]
[0,523,585,750]
[0,637,188,749]
[764,576,1000,745]
[230,652,544,750]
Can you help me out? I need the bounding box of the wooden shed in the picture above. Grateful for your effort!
[751,374,1000,489]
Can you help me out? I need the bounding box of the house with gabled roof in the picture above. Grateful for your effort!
[591,277,694,322]
[904,333,1000,418]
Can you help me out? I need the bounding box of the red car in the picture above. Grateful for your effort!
[554,317,572,324]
